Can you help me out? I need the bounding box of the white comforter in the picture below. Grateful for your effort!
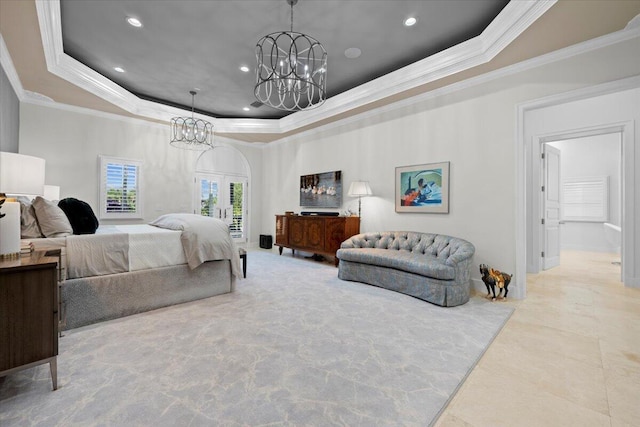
[150,214,242,277]
[26,216,241,279]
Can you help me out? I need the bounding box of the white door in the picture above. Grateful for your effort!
[194,173,247,242]
[542,144,561,270]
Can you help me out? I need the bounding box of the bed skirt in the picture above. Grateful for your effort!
[62,260,234,330]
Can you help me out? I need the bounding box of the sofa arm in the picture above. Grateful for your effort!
[444,239,475,266]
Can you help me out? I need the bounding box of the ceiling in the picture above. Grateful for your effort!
[59,0,509,120]
[1,1,640,143]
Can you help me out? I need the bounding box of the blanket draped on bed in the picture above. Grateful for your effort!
[150,214,243,278]
[66,233,129,278]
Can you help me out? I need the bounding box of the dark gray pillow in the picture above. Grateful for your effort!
[58,198,99,235]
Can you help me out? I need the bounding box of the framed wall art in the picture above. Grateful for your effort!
[396,162,450,213]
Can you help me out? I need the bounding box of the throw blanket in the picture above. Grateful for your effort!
[150,214,242,278]
[66,233,129,279]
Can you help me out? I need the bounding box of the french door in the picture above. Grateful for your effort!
[195,173,247,242]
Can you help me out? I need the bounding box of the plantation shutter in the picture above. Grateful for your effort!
[562,176,609,222]
[228,181,244,238]
[99,156,143,219]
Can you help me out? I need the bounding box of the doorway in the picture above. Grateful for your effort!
[542,133,622,279]
[195,145,251,244]
[517,82,639,298]
[195,173,248,241]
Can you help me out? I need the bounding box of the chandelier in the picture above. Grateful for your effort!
[255,0,327,111]
[170,91,213,150]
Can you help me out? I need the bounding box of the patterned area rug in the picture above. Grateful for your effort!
[0,251,513,426]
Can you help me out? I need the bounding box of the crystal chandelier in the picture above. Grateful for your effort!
[170,91,213,150]
[255,0,327,111]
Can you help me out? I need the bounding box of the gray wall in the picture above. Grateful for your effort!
[0,63,19,153]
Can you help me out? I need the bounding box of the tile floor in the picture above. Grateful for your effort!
[435,251,640,427]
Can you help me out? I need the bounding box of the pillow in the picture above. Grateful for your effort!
[17,196,43,238]
[32,196,73,238]
[149,213,188,231]
[57,198,99,235]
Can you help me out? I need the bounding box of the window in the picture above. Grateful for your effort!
[99,156,143,219]
[562,176,609,222]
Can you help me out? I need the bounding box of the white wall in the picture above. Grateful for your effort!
[548,134,621,253]
[261,33,640,295]
[15,27,640,294]
[18,104,263,244]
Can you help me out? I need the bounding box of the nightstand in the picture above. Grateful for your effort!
[0,249,60,390]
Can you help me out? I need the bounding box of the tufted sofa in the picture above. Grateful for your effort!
[336,232,475,307]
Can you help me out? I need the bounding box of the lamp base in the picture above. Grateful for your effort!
[0,200,21,258]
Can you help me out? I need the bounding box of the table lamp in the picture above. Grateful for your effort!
[0,152,46,258]
[348,180,373,218]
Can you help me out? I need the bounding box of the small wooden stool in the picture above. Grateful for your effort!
[238,248,247,278]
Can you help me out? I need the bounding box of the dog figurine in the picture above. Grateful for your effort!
[479,264,512,301]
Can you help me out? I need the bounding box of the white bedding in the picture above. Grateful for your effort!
[66,232,129,278]
[24,220,235,279]
[105,225,186,271]
[149,214,242,278]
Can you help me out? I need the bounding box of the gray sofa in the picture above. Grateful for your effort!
[336,232,475,307]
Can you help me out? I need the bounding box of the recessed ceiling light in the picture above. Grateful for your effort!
[127,17,143,28]
[404,17,417,27]
[240,66,250,73]
[344,47,361,59]
[243,107,250,111]
[114,67,125,73]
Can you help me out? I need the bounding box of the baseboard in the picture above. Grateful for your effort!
[561,244,620,253]
[624,276,640,288]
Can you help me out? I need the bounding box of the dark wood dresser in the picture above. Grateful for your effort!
[0,249,60,390]
[275,214,360,265]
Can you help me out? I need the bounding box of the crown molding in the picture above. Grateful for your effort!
[34,0,556,135]
[269,26,640,147]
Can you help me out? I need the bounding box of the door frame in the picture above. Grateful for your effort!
[516,76,639,299]
[194,144,252,245]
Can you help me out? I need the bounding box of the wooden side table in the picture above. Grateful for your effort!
[0,249,60,390]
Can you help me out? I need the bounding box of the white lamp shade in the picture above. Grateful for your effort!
[44,185,60,201]
[348,181,373,197]
[0,152,46,196]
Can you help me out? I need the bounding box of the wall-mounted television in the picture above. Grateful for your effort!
[300,170,342,208]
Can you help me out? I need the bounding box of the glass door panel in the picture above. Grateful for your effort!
[194,173,247,242]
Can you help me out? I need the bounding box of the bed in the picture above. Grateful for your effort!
[26,214,242,330]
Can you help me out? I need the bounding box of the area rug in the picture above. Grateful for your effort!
[0,251,513,426]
